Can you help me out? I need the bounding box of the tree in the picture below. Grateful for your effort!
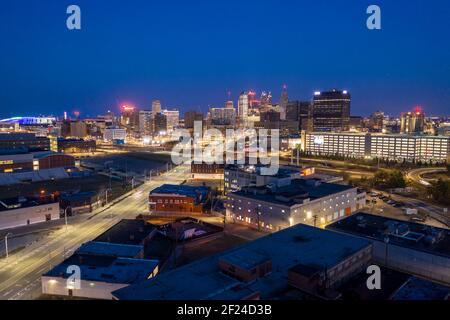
[373,170,389,186]
[387,170,406,188]
[372,169,406,189]
[429,178,450,205]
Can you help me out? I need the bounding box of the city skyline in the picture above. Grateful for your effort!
[1,0,450,118]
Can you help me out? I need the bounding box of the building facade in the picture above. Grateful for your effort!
[226,179,363,231]
[224,164,302,193]
[0,197,60,230]
[139,110,153,136]
[162,109,180,132]
[0,151,75,173]
[0,132,50,151]
[401,111,425,134]
[311,90,351,132]
[302,131,450,163]
[184,111,203,129]
[104,127,127,142]
[238,92,249,126]
[149,184,210,214]
[328,212,450,285]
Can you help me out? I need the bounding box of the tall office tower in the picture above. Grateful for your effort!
[104,110,116,126]
[139,110,153,136]
[152,100,162,114]
[69,121,88,138]
[286,101,311,131]
[153,113,168,134]
[60,119,71,137]
[279,84,289,120]
[184,110,203,129]
[400,107,425,134]
[209,107,236,126]
[260,91,273,113]
[238,92,249,126]
[162,109,180,132]
[311,89,351,132]
[370,111,385,132]
[279,85,289,119]
[120,105,140,132]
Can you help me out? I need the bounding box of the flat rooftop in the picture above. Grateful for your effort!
[77,241,143,259]
[94,219,157,245]
[327,212,450,259]
[150,184,210,204]
[220,249,270,270]
[60,191,98,202]
[0,132,38,140]
[151,184,209,198]
[231,179,354,206]
[225,164,299,178]
[43,254,157,284]
[113,223,370,300]
[391,277,450,300]
[0,196,58,212]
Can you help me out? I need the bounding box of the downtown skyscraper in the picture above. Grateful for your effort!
[311,89,351,132]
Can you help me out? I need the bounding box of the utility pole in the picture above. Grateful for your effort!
[256,206,261,232]
[384,234,390,268]
[4,233,13,259]
[64,207,70,232]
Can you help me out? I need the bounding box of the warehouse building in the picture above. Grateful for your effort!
[0,150,75,173]
[0,196,60,230]
[224,164,305,193]
[327,212,450,285]
[149,184,210,214]
[226,178,365,231]
[112,223,372,300]
[41,247,159,300]
[0,132,50,151]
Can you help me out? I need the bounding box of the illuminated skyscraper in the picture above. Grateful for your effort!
[120,105,139,132]
[162,109,180,132]
[370,111,385,132]
[152,100,162,114]
[139,110,153,136]
[279,84,289,120]
[184,111,203,129]
[260,91,273,113]
[400,107,425,134]
[238,92,249,126]
[225,100,234,109]
[311,89,351,132]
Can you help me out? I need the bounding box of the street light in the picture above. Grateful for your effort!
[105,188,111,205]
[63,207,71,231]
[4,232,13,259]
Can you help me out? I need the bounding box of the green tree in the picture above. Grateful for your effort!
[373,169,389,186]
[429,178,450,205]
[387,170,406,188]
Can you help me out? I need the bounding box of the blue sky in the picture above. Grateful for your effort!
[0,0,449,118]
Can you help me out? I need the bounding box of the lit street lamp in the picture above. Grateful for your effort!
[63,207,71,231]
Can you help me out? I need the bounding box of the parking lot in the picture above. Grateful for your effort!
[366,192,447,228]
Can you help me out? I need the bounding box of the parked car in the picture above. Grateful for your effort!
[404,208,418,216]
[410,215,426,223]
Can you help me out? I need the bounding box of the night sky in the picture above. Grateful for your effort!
[1,0,449,119]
